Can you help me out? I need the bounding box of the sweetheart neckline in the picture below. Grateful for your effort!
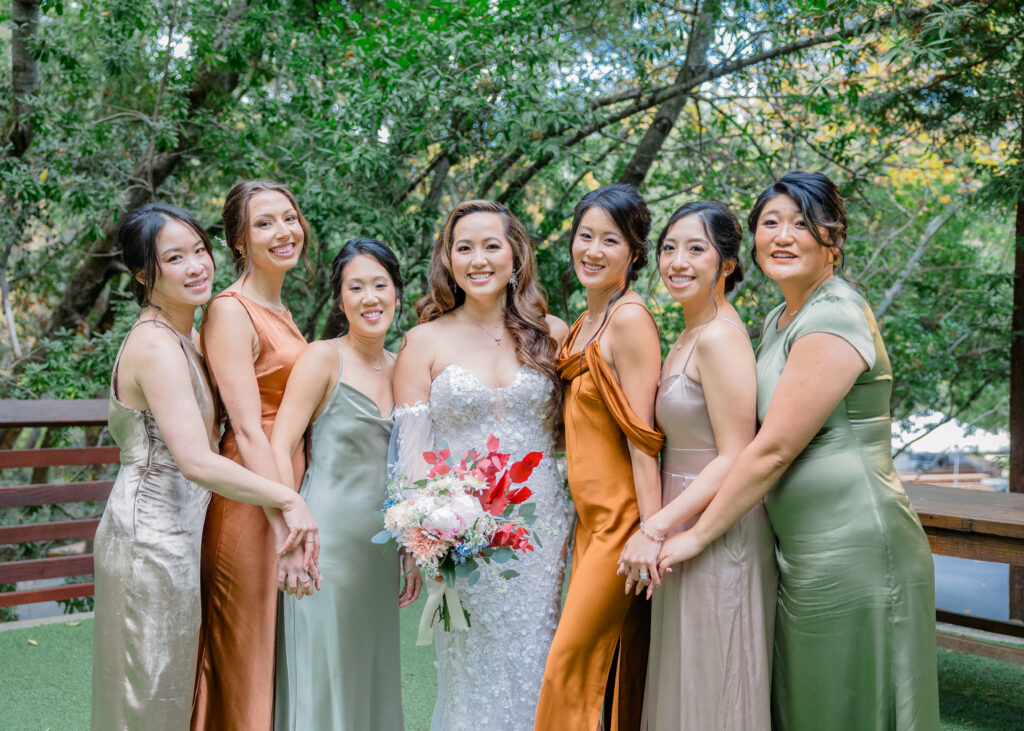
[433,363,533,391]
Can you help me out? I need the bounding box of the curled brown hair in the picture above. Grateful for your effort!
[417,200,563,421]
[221,179,314,275]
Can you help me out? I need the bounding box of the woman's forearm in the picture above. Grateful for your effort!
[690,441,789,548]
[180,451,298,510]
[629,449,662,522]
[646,454,735,536]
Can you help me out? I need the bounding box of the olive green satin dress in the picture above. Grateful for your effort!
[92,321,218,730]
[274,343,402,731]
[756,277,938,730]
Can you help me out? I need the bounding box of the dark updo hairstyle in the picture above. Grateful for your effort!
[656,200,744,294]
[747,171,848,274]
[328,237,404,335]
[119,202,213,306]
[221,179,313,275]
[569,183,651,334]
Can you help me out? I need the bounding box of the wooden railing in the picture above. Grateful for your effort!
[1,399,1023,665]
[0,399,114,609]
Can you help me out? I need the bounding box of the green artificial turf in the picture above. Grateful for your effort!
[2,611,1023,730]
[0,597,438,731]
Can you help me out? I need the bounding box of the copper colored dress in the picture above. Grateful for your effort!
[92,320,217,731]
[535,301,664,731]
[191,292,306,731]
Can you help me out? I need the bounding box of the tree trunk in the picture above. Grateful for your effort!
[1010,119,1024,621]
[617,0,720,188]
[43,63,241,339]
[7,0,41,156]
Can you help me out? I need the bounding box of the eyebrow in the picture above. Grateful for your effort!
[252,207,297,219]
[455,236,503,244]
[161,238,203,254]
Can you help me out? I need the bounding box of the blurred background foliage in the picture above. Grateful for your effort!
[1,0,1020,434]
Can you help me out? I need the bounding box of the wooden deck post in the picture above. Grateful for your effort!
[1011,130,1023,622]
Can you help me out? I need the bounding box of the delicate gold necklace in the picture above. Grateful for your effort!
[465,313,504,346]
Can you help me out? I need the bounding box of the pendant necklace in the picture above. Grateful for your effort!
[466,313,503,346]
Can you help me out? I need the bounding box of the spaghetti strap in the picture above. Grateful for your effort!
[718,318,749,336]
[676,317,749,377]
[112,319,189,400]
[330,338,344,384]
[596,298,657,338]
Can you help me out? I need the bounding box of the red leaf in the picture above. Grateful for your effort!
[487,434,500,453]
[506,487,532,504]
[438,449,450,462]
[423,452,438,464]
[509,451,543,482]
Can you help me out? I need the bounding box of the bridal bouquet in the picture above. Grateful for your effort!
[374,434,541,645]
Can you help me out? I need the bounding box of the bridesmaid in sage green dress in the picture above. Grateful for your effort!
[270,238,422,731]
[657,172,938,730]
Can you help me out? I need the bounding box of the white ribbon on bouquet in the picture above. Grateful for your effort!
[416,579,469,646]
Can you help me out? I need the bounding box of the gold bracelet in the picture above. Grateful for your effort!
[639,521,664,544]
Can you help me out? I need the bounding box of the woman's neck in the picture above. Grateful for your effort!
[585,281,626,321]
[236,268,287,309]
[342,329,387,359]
[459,292,506,326]
[141,302,195,337]
[779,269,833,316]
[680,291,726,332]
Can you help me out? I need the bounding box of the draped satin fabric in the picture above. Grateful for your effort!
[92,321,218,731]
[535,301,664,731]
[191,292,306,731]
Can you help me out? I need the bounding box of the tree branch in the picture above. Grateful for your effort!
[498,0,974,201]
[875,204,961,319]
[618,0,720,188]
[44,1,249,340]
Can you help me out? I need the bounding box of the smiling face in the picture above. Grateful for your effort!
[240,191,305,273]
[449,212,515,300]
[338,253,396,337]
[659,214,731,306]
[753,193,835,287]
[571,206,634,292]
[147,219,215,309]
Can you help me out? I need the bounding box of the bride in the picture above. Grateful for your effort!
[392,199,572,731]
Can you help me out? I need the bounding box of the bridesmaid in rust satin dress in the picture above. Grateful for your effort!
[535,185,663,731]
[192,180,315,731]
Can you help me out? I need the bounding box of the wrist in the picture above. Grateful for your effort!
[638,520,665,545]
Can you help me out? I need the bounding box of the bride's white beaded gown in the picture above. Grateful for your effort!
[395,364,572,731]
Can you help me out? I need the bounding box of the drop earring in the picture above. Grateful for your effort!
[509,272,519,289]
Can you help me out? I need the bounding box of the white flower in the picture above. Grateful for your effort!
[424,506,461,534]
[449,494,485,525]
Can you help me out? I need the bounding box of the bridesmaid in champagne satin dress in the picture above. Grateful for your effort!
[192,181,313,731]
[657,173,938,730]
[618,202,776,730]
[535,185,663,731]
[92,204,317,731]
